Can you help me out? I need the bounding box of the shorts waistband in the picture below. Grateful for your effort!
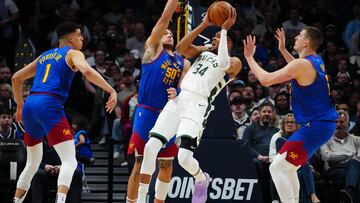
[30,92,63,100]
[136,104,162,113]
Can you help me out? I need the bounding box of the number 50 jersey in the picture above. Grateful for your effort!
[31,46,76,102]
[180,51,231,98]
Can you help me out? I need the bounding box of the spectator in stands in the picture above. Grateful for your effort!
[125,22,146,57]
[250,107,260,124]
[230,96,250,139]
[0,66,11,84]
[344,3,360,48]
[320,110,360,203]
[117,70,135,107]
[243,101,279,203]
[228,89,241,102]
[0,83,16,112]
[282,8,306,49]
[0,108,21,139]
[242,85,257,114]
[274,91,290,118]
[30,140,82,203]
[0,0,19,71]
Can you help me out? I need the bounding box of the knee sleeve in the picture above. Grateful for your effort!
[54,140,78,187]
[177,148,199,175]
[179,136,197,152]
[140,137,163,175]
[155,179,170,201]
[17,143,43,190]
[270,153,300,202]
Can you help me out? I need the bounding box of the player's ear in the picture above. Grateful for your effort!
[304,38,310,48]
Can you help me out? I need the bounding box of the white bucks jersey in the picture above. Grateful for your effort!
[181,51,231,99]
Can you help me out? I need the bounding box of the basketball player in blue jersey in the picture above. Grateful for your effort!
[244,27,338,203]
[12,22,117,203]
[126,0,190,202]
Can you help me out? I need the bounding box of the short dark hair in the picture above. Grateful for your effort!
[0,108,13,116]
[56,22,82,38]
[304,26,323,51]
[230,96,244,105]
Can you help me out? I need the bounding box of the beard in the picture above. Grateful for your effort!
[163,43,174,50]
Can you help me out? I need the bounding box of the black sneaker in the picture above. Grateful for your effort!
[339,188,354,203]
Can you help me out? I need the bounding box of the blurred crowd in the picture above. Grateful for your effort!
[1,0,360,202]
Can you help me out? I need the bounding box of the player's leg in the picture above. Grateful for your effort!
[137,101,180,203]
[14,97,44,203]
[14,142,43,203]
[270,152,300,203]
[154,142,178,202]
[270,121,335,203]
[53,140,78,203]
[39,96,77,203]
[127,153,143,203]
[176,118,210,203]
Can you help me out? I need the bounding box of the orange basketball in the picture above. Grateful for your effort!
[208,1,234,27]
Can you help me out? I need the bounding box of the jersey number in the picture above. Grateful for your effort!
[192,64,208,76]
[42,64,51,83]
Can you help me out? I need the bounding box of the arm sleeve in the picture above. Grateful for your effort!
[218,30,230,71]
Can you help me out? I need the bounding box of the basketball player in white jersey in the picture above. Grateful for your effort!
[136,8,242,203]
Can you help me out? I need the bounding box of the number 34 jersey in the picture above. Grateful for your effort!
[180,51,230,98]
[31,46,76,102]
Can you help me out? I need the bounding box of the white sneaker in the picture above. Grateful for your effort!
[98,136,106,144]
[120,161,128,167]
[113,152,120,159]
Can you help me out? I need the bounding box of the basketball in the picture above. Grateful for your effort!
[208,1,234,27]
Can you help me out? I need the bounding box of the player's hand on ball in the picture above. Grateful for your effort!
[203,10,213,27]
[167,87,177,100]
[243,35,256,59]
[222,8,236,30]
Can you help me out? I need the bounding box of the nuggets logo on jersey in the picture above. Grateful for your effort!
[161,59,182,86]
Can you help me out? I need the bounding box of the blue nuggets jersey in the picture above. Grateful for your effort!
[138,49,184,109]
[31,46,76,102]
[290,55,338,123]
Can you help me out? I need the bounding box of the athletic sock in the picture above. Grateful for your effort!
[55,193,67,203]
[194,169,206,183]
[137,183,149,203]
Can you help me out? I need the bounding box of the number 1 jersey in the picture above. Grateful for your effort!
[31,46,76,102]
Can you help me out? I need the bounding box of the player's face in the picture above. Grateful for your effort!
[293,30,309,51]
[69,29,84,50]
[161,29,174,49]
[211,31,232,52]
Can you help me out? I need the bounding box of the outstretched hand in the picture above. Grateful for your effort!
[275,27,286,51]
[105,91,117,113]
[222,8,237,30]
[243,35,256,59]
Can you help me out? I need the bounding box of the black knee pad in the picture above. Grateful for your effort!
[179,136,197,152]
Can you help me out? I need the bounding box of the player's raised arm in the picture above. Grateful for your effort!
[176,11,212,59]
[275,28,295,63]
[145,0,178,50]
[243,35,307,87]
[69,50,117,113]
